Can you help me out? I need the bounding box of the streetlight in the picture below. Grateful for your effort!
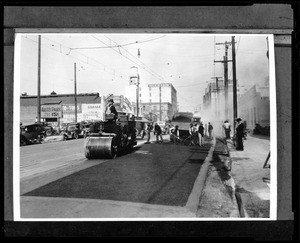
[129,66,140,117]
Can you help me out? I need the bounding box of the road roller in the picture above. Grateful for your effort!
[84,113,137,159]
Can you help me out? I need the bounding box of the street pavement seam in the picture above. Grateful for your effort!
[185,137,216,214]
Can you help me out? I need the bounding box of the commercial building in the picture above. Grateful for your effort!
[237,84,270,130]
[202,78,270,131]
[20,92,104,129]
[143,83,178,122]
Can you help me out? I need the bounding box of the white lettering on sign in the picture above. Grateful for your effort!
[41,105,62,118]
[62,104,82,113]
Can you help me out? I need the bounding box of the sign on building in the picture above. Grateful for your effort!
[81,104,104,121]
[41,104,62,118]
[62,104,82,113]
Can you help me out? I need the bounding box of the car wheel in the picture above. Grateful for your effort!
[46,130,52,136]
[38,134,45,144]
[20,137,27,146]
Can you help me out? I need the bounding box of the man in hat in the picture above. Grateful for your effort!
[235,118,244,151]
[198,122,204,146]
[170,124,180,144]
[105,99,118,121]
[223,120,231,139]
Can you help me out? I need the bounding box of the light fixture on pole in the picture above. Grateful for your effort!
[129,66,140,117]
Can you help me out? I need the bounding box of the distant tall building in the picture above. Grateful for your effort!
[142,83,178,121]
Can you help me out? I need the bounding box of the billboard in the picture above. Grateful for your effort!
[62,104,82,114]
[81,103,104,121]
[41,104,62,118]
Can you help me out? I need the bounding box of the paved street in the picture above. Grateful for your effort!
[19,134,215,218]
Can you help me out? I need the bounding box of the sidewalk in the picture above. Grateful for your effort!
[226,134,271,218]
[44,134,64,143]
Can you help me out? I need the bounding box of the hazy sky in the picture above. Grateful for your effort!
[17,33,270,112]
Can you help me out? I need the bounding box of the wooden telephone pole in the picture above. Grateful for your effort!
[74,62,77,123]
[231,36,238,131]
[37,35,41,123]
[214,41,232,119]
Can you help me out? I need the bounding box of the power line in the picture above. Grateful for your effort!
[23,35,128,81]
[104,35,166,81]
[69,35,166,50]
[175,82,207,88]
[92,35,164,82]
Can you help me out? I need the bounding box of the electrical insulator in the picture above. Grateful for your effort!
[138,49,141,58]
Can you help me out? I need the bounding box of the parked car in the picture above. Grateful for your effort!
[60,123,68,134]
[81,122,92,138]
[63,122,82,140]
[20,123,46,146]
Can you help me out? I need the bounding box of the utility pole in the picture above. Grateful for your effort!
[37,35,41,123]
[214,41,232,119]
[159,84,162,121]
[74,62,77,123]
[232,36,238,131]
[211,77,222,120]
[136,73,140,117]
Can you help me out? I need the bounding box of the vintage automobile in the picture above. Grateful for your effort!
[20,123,46,146]
[63,122,82,140]
[170,112,194,140]
[60,123,68,133]
[81,122,92,138]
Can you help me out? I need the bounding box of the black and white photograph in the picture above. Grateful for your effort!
[14,33,277,220]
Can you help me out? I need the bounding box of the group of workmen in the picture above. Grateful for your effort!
[169,122,213,146]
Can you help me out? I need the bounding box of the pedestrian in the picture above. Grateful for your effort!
[170,125,180,144]
[154,123,163,143]
[141,123,147,139]
[204,123,208,137]
[189,123,198,145]
[235,118,244,151]
[145,123,152,144]
[198,122,204,146]
[193,123,199,145]
[208,122,213,139]
[243,120,247,140]
[223,120,231,139]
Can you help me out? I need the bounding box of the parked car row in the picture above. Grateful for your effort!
[20,123,46,146]
[63,121,93,140]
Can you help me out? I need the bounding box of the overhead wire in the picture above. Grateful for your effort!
[23,35,128,81]
[103,35,166,81]
[68,35,166,50]
[104,35,165,81]
[92,35,164,82]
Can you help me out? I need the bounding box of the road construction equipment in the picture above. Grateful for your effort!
[84,113,137,159]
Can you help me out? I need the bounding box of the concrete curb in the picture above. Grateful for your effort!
[224,138,249,218]
[185,137,216,214]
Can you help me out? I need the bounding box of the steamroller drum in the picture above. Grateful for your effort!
[84,136,117,159]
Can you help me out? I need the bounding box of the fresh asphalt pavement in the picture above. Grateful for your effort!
[20,133,215,218]
[23,139,211,207]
